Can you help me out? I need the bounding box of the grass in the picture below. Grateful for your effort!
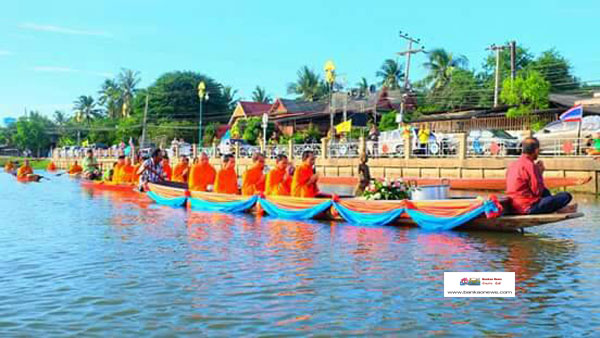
[0,156,51,170]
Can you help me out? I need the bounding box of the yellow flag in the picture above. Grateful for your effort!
[335,120,352,133]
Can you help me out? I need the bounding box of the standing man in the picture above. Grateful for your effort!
[506,137,573,214]
[241,152,266,195]
[82,149,101,180]
[214,154,238,194]
[291,150,319,198]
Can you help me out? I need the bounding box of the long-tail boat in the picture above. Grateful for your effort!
[319,176,592,191]
[80,180,137,192]
[145,182,583,232]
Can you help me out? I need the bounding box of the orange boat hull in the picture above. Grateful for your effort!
[80,180,136,192]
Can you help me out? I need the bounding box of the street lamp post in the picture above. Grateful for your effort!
[262,112,269,152]
[324,60,336,130]
[197,81,209,147]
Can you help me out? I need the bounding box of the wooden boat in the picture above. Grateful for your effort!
[146,182,583,232]
[16,174,42,182]
[69,172,82,178]
[80,180,137,192]
[319,176,592,191]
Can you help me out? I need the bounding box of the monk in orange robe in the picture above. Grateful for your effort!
[265,154,292,196]
[68,161,83,174]
[188,152,216,191]
[120,158,134,183]
[111,156,126,183]
[291,150,319,198]
[4,161,15,173]
[241,152,266,195]
[172,155,190,183]
[17,159,34,178]
[214,154,238,194]
[131,155,142,184]
[47,161,57,171]
[162,157,172,181]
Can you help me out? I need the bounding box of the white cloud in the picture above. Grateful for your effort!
[19,22,111,37]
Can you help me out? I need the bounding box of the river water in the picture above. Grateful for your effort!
[1,172,598,337]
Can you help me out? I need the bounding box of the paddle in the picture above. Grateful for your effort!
[55,171,67,176]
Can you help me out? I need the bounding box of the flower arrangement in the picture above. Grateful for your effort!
[362,178,413,200]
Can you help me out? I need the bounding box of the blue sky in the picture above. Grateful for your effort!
[1,0,599,120]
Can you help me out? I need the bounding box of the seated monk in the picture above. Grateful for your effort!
[120,158,134,183]
[162,157,172,181]
[265,154,292,196]
[214,154,238,194]
[172,155,190,183]
[131,155,142,184]
[506,137,573,214]
[111,156,126,183]
[68,161,83,174]
[46,161,57,171]
[17,159,34,178]
[188,152,216,191]
[291,150,319,198]
[241,152,266,195]
[4,161,15,173]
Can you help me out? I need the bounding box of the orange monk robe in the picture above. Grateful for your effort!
[214,167,238,194]
[172,163,189,183]
[131,163,142,184]
[291,163,319,198]
[163,163,172,181]
[111,163,124,183]
[188,163,216,191]
[47,162,57,171]
[17,165,33,178]
[120,164,134,183]
[4,162,14,172]
[68,164,82,174]
[241,165,265,196]
[265,167,292,196]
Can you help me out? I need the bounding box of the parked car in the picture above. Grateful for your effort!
[534,116,600,154]
[218,138,259,158]
[465,129,520,156]
[366,128,449,156]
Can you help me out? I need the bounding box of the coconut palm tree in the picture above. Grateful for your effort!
[251,86,272,103]
[222,85,239,111]
[53,110,67,126]
[376,59,404,89]
[98,79,122,119]
[422,48,468,91]
[287,66,326,101]
[73,95,101,125]
[117,69,140,117]
[356,77,370,96]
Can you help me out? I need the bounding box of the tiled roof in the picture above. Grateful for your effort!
[238,101,272,117]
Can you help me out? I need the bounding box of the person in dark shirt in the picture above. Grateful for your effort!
[355,153,371,196]
[506,137,573,214]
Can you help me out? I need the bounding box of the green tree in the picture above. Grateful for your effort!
[500,71,550,118]
[376,59,404,89]
[287,66,327,101]
[13,112,54,156]
[118,69,141,117]
[526,49,578,91]
[87,118,118,145]
[482,44,533,82]
[73,95,102,125]
[378,110,398,131]
[222,85,239,111]
[425,69,480,109]
[53,110,67,125]
[251,86,272,103]
[98,79,122,119]
[203,122,220,146]
[356,77,370,96]
[422,48,468,91]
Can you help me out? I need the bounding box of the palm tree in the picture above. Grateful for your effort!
[73,95,101,125]
[376,59,404,89]
[53,110,67,125]
[251,86,271,103]
[287,66,326,101]
[98,79,122,119]
[117,69,140,117]
[357,77,370,96]
[422,48,468,91]
[222,86,239,111]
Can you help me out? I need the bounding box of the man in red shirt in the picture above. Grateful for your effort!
[506,137,572,214]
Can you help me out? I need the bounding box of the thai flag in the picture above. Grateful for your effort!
[559,105,583,122]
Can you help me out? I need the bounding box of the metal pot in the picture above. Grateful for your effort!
[410,179,450,200]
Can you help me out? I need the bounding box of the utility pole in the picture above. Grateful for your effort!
[487,44,508,107]
[140,94,149,149]
[510,40,517,80]
[396,31,425,123]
